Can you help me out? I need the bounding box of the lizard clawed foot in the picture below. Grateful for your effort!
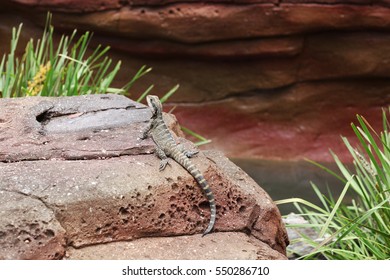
[139,132,148,140]
[159,159,170,171]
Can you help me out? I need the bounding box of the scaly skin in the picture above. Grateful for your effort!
[141,95,216,236]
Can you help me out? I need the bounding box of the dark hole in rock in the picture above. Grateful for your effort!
[44,229,55,237]
[19,229,29,235]
[158,213,165,219]
[242,227,251,235]
[36,110,52,123]
[119,207,129,215]
[198,201,209,210]
[192,205,200,215]
[34,234,43,240]
[239,206,247,213]
[29,223,39,230]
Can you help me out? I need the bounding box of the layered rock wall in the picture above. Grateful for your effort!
[1,0,390,161]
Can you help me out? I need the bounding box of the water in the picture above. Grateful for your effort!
[231,158,351,215]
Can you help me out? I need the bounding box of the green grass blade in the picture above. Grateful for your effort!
[319,178,351,238]
[136,85,154,103]
[180,126,211,146]
[160,84,179,103]
[276,198,328,214]
[305,158,346,183]
[1,13,147,98]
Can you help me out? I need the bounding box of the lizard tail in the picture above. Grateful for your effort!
[177,155,216,236]
[200,183,216,237]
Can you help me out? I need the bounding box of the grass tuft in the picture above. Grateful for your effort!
[277,109,390,260]
[0,13,151,98]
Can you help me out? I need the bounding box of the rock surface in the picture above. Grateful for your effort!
[0,191,66,260]
[1,1,389,162]
[283,213,319,259]
[66,232,286,260]
[0,95,288,259]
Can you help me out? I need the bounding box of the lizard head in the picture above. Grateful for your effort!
[146,95,163,116]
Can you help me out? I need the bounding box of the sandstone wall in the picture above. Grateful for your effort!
[1,0,390,161]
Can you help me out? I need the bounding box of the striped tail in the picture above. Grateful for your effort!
[175,153,216,236]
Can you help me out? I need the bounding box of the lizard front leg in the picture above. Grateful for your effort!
[139,121,152,140]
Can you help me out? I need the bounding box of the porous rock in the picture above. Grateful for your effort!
[0,95,288,259]
[0,190,66,259]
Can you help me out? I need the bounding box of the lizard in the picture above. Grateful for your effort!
[140,95,216,236]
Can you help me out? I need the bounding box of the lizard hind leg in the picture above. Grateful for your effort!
[178,143,199,158]
[185,150,199,158]
[155,146,170,171]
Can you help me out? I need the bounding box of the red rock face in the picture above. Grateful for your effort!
[1,0,389,162]
[167,81,388,161]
